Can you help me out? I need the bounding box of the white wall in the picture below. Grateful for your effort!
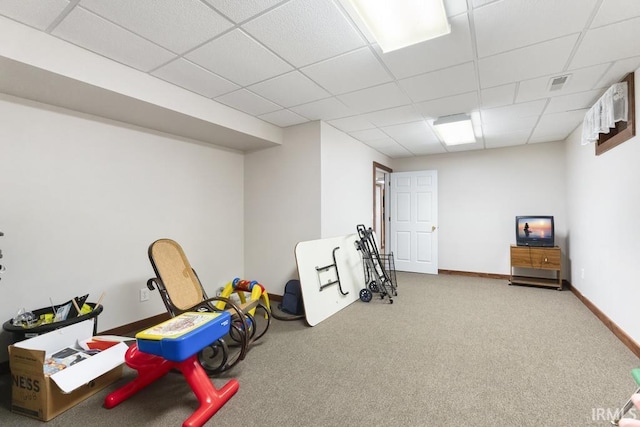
[243,121,392,295]
[0,94,245,361]
[244,122,322,294]
[392,141,567,275]
[565,68,640,345]
[320,122,391,238]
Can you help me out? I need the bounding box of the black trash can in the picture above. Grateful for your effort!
[2,302,103,342]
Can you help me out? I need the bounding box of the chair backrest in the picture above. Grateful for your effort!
[148,239,204,312]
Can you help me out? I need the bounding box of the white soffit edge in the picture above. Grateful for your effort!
[0,16,283,150]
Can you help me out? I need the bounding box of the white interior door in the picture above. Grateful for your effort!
[389,170,438,274]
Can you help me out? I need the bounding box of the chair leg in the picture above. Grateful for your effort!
[611,386,640,425]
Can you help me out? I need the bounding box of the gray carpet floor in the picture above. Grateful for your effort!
[1,272,638,426]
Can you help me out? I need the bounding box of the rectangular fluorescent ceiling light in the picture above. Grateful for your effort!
[433,114,476,146]
[347,0,451,53]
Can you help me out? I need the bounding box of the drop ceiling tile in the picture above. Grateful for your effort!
[289,97,354,121]
[248,71,329,108]
[360,105,424,127]
[338,82,411,114]
[327,116,375,133]
[381,121,440,146]
[527,136,566,145]
[186,29,293,87]
[591,0,640,28]
[445,141,485,152]
[399,62,477,102]
[545,90,601,114]
[515,63,610,103]
[415,91,479,119]
[387,139,441,153]
[482,99,546,120]
[242,0,365,67]
[334,0,375,44]
[401,142,447,156]
[394,137,446,156]
[444,0,469,16]
[79,0,232,54]
[596,58,640,88]
[0,0,69,30]
[540,109,588,130]
[478,35,578,88]
[215,89,281,116]
[481,100,545,131]
[473,0,597,58]
[483,129,531,148]
[408,144,447,157]
[472,0,499,8]
[570,16,640,69]
[259,109,309,127]
[302,47,391,95]
[594,56,640,88]
[528,131,570,144]
[382,149,415,158]
[377,14,473,79]
[52,7,176,72]
[529,109,587,143]
[204,0,284,23]
[482,116,538,134]
[152,58,239,98]
[480,84,516,108]
[360,137,396,148]
[363,139,415,157]
[350,128,388,141]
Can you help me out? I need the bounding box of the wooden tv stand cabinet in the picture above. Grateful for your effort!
[510,245,562,290]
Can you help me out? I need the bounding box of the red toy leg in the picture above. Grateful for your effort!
[178,355,239,427]
[104,343,238,426]
[104,344,175,409]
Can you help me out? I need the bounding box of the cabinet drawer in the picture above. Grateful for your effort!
[510,246,560,270]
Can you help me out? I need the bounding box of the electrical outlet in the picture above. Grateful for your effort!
[581,268,585,279]
[140,288,150,302]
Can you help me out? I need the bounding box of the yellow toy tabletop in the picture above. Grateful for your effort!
[136,312,223,341]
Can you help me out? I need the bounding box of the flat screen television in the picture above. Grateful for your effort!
[515,216,555,247]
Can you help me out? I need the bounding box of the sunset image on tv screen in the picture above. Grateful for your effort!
[518,219,552,238]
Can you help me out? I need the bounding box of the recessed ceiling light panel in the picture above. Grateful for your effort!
[433,113,476,146]
[347,0,451,53]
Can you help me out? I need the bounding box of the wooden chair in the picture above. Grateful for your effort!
[146,239,270,375]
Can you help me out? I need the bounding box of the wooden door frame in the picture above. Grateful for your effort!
[372,161,392,252]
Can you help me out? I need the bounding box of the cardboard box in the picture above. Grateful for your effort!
[8,319,127,421]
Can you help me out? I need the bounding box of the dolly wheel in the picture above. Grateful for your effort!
[368,281,379,293]
[359,288,372,302]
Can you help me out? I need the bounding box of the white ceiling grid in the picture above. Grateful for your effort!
[1,0,640,157]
